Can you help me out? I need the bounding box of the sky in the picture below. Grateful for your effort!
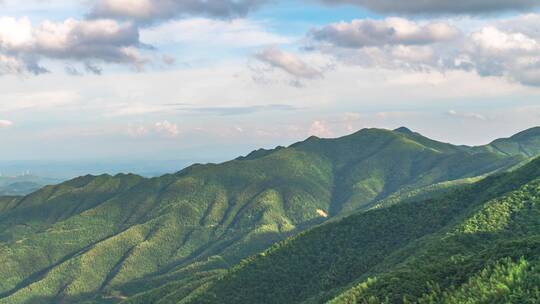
[1,0,540,167]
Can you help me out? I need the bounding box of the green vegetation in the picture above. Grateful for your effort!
[0,127,539,303]
[479,126,540,157]
[190,151,540,304]
[416,257,540,304]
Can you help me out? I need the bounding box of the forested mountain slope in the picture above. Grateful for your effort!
[190,154,540,304]
[481,126,540,157]
[0,127,538,304]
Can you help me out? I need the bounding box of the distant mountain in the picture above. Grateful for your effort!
[0,159,212,179]
[481,127,540,157]
[0,175,61,196]
[0,127,539,304]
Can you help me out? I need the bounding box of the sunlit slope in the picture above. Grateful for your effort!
[0,127,538,303]
[291,128,521,213]
[481,126,540,157]
[0,149,332,303]
[189,156,540,304]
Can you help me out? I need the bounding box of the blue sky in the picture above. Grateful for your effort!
[1,0,540,167]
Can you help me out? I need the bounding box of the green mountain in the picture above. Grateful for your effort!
[0,127,539,304]
[188,155,540,304]
[481,127,540,157]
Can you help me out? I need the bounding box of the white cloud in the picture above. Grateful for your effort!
[496,14,540,40]
[470,26,538,52]
[255,47,323,79]
[0,119,13,127]
[0,16,147,75]
[446,109,487,120]
[306,18,462,73]
[466,23,540,85]
[155,120,179,136]
[309,120,332,137]
[253,47,336,86]
[0,16,33,49]
[305,14,540,86]
[310,18,460,48]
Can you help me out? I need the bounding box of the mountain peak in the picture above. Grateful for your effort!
[394,127,414,134]
[509,126,540,140]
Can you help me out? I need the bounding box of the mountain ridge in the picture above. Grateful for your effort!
[0,126,539,304]
[188,155,540,304]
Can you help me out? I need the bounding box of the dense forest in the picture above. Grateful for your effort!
[0,127,539,303]
[189,155,540,304]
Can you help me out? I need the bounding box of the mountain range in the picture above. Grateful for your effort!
[0,176,61,196]
[0,127,539,304]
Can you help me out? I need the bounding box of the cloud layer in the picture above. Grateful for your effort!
[315,0,540,15]
[90,0,268,22]
[300,15,540,86]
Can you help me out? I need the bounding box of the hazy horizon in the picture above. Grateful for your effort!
[1,0,540,161]
[1,125,539,179]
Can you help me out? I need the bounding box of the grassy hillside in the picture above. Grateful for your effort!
[0,127,538,304]
[189,156,540,304]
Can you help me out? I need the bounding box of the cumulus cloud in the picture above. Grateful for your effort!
[309,120,332,137]
[0,17,147,75]
[154,120,179,136]
[496,14,540,40]
[466,23,540,85]
[306,18,463,72]
[90,0,269,23]
[310,18,460,48]
[306,14,540,86]
[314,0,540,15]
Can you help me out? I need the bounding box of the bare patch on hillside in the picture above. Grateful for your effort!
[317,209,328,217]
